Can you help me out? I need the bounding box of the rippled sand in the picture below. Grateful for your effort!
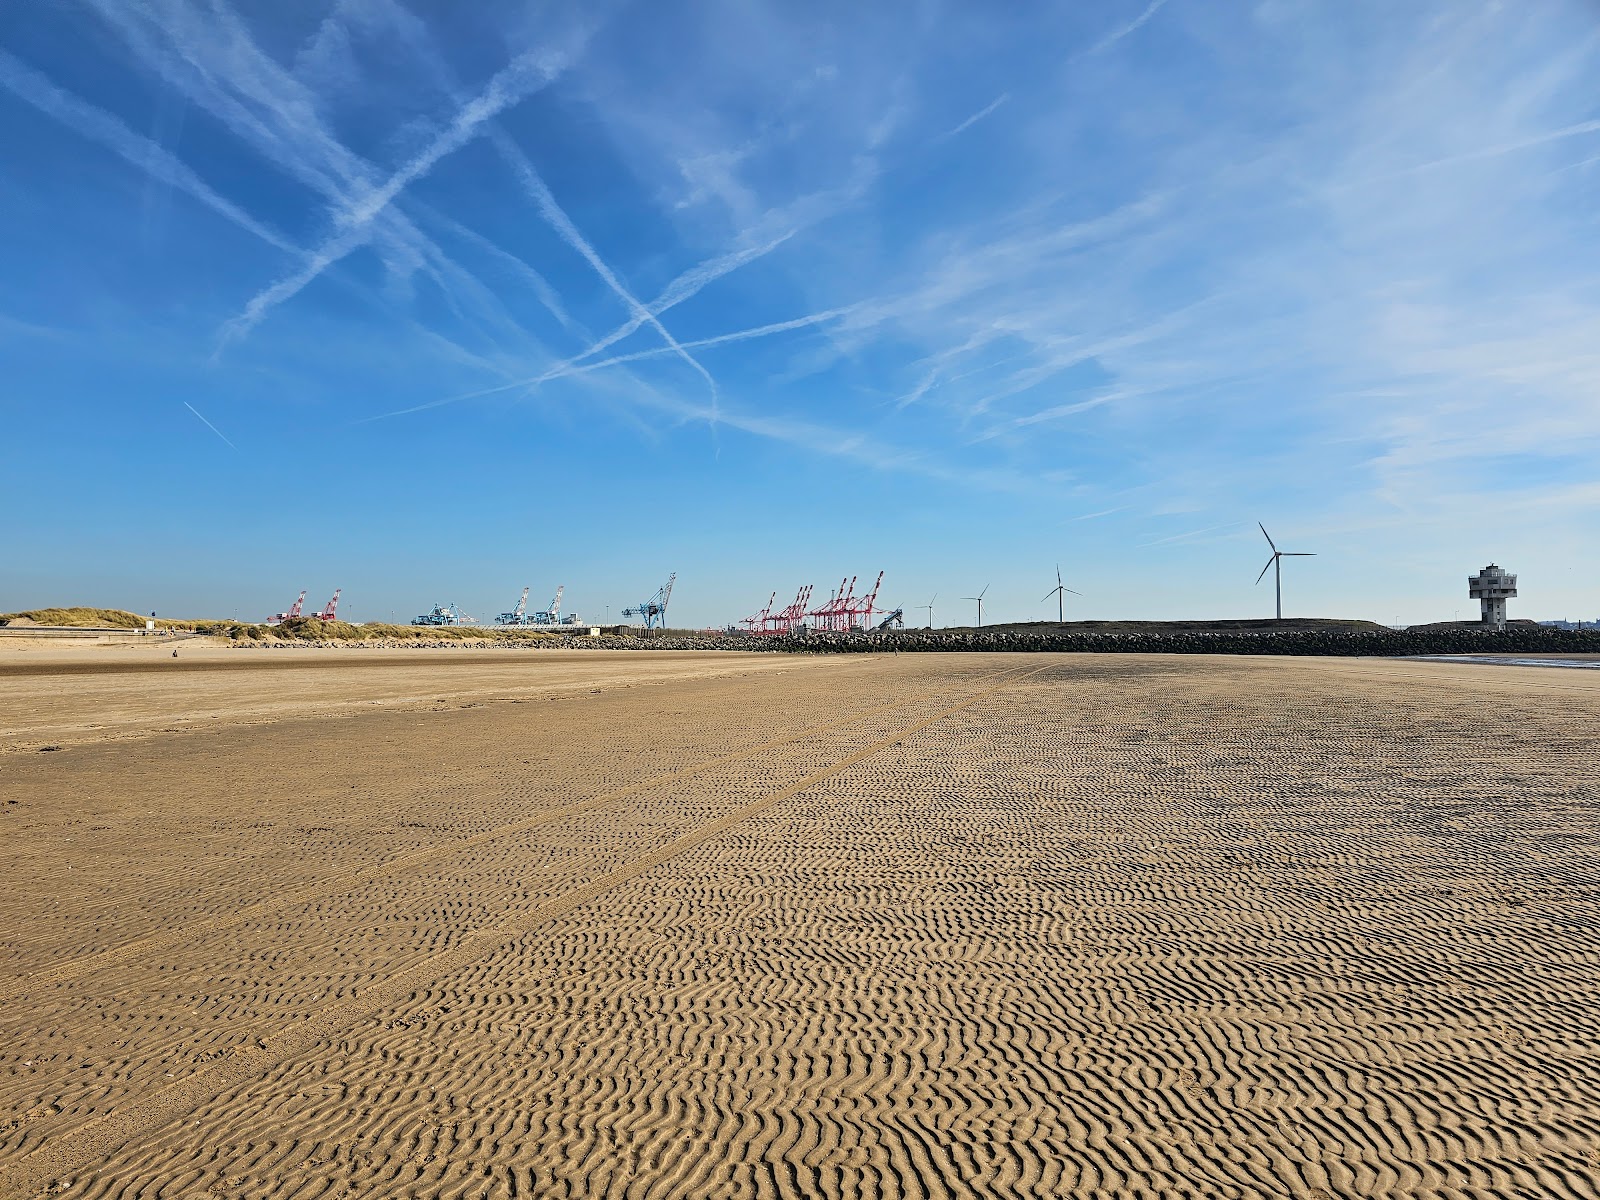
[2,650,1598,1198]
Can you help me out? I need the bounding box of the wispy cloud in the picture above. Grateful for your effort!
[1138,521,1244,549]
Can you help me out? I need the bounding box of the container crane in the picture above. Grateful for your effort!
[265,589,307,626]
[533,586,565,625]
[412,602,475,626]
[847,570,885,630]
[624,572,676,630]
[497,587,531,626]
[311,589,341,622]
[760,585,814,636]
[738,591,777,635]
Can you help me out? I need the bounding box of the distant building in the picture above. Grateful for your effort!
[1540,618,1600,630]
[1468,564,1517,630]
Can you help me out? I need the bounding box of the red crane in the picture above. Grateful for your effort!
[312,589,341,622]
[739,592,777,634]
[809,576,859,633]
[266,589,307,625]
[760,584,814,636]
[846,570,885,630]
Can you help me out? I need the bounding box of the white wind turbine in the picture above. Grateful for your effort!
[1042,564,1082,623]
[919,593,937,628]
[962,585,990,628]
[1255,523,1316,620]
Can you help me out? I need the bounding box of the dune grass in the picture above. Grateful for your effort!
[1,607,204,630]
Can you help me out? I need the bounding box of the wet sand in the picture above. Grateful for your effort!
[2,650,1598,1198]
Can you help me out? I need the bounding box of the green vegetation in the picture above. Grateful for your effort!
[1,607,203,630]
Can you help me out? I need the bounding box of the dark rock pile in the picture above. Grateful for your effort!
[787,625,1600,657]
[229,625,1600,657]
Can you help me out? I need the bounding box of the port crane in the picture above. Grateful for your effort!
[739,591,777,634]
[533,585,565,625]
[412,602,475,626]
[496,587,531,626]
[266,589,307,626]
[311,589,341,622]
[624,572,676,630]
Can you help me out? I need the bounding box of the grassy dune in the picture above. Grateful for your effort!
[1,608,202,631]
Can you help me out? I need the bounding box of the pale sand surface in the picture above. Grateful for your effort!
[2,651,1598,1198]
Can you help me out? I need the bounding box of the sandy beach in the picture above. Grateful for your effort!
[2,648,1598,1198]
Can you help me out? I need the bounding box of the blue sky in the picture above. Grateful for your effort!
[3,1,1598,628]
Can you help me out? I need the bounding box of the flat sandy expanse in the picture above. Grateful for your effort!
[2,650,1598,1198]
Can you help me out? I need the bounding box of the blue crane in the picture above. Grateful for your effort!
[623,572,676,630]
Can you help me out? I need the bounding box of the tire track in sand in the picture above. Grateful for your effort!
[0,678,963,1005]
[0,666,1041,1200]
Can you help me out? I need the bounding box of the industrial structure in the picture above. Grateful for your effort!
[623,573,676,630]
[265,590,307,626]
[311,589,341,622]
[412,602,475,626]
[810,571,886,632]
[1468,564,1517,629]
[497,588,531,626]
[533,586,569,626]
[736,571,889,635]
[738,592,777,635]
[488,585,584,628]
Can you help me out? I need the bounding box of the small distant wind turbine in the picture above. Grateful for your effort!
[920,593,937,628]
[1255,523,1315,620]
[962,585,990,628]
[1042,564,1082,624]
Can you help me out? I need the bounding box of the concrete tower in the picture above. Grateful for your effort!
[1467,563,1517,630]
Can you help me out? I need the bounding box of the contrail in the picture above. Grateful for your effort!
[0,49,295,254]
[945,93,1009,138]
[1090,0,1170,54]
[221,44,576,343]
[183,402,237,449]
[486,128,724,426]
[348,307,854,425]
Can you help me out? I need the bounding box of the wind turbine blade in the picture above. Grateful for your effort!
[1056,564,1062,587]
[980,585,989,598]
[1259,522,1276,552]
[1042,589,1057,603]
[1066,588,1082,596]
[1255,557,1276,585]
[1284,552,1315,556]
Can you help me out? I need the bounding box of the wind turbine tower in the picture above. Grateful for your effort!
[1255,524,1315,620]
[920,594,937,628]
[1043,564,1082,623]
[962,585,990,628]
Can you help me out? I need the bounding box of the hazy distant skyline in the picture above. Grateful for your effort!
[3,2,1598,627]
